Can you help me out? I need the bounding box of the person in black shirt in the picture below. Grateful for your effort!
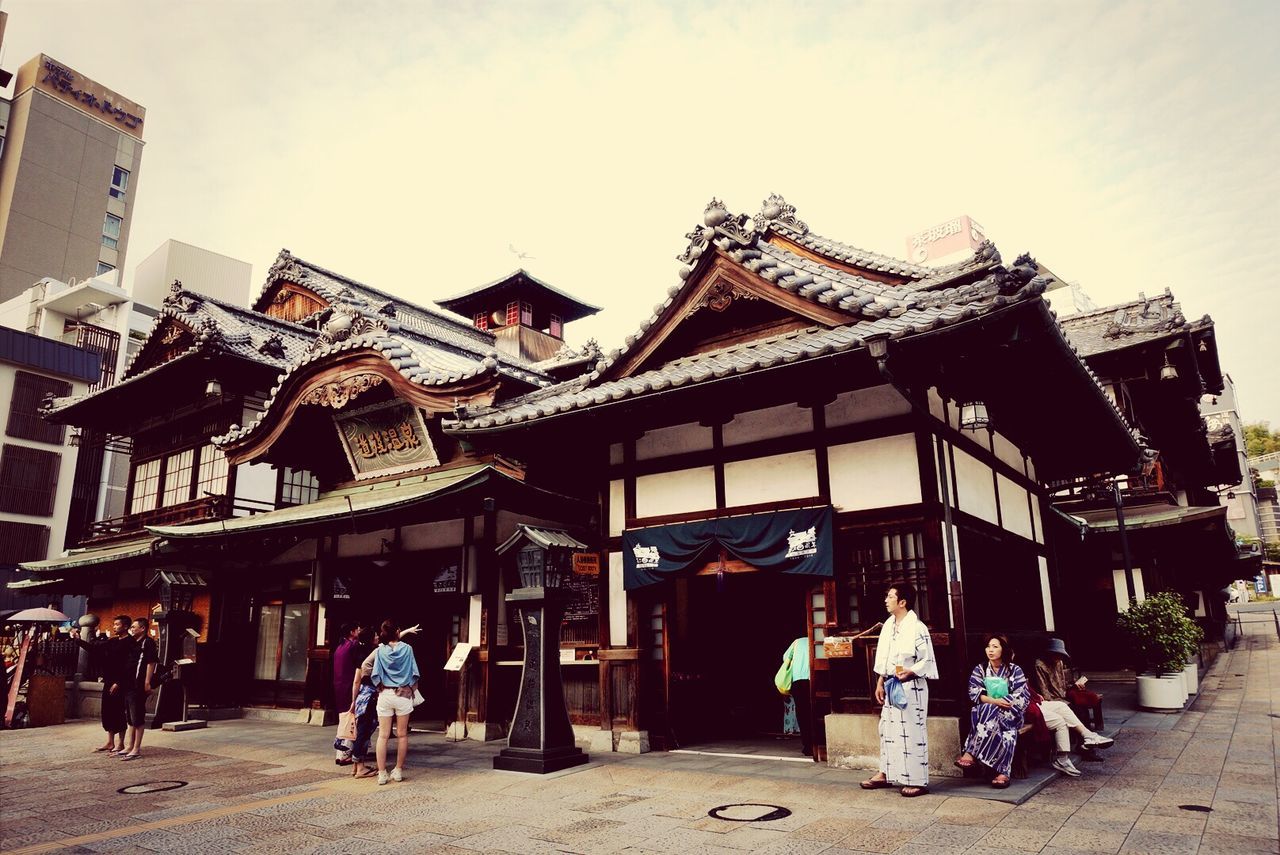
[119,617,158,761]
[74,614,131,753]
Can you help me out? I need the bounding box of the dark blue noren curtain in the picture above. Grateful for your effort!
[622,506,834,590]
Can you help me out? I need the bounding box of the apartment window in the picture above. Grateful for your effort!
[110,166,130,200]
[277,467,319,507]
[0,445,61,516]
[197,445,229,498]
[162,448,195,507]
[102,213,122,249]
[130,457,160,514]
[0,520,51,563]
[95,261,116,277]
[7,371,70,444]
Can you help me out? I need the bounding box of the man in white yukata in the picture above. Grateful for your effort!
[860,582,938,797]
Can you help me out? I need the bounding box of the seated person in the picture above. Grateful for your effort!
[1035,638,1112,762]
[955,634,1028,789]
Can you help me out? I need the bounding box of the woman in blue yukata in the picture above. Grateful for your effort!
[954,633,1028,788]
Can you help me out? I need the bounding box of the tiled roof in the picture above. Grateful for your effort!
[448,194,1131,437]
[1058,289,1211,357]
[44,285,318,417]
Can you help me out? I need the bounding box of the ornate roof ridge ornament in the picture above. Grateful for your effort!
[265,248,308,287]
[754,193,808,235]
[306,304,399,354]
[259,333,286,359]
[677,198,758,277]
[163,279,199,313]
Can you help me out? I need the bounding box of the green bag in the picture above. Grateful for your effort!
[983,675,1009,700]
[775,658,793,696]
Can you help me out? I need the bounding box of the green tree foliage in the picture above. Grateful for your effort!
[1244,422,1280,457]
[1115,591,1203,674]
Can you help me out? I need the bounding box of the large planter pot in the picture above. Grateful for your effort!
[1136,672,1186,711]
[1182,661,1199,696]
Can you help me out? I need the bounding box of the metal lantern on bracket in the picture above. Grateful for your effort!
[1159,354,1179,382]
[959,401,990,432]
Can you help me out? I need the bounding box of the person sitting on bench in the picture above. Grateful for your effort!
[1034,638,1112,774]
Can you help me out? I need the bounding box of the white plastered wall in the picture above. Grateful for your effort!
[828,434,921,511]
[952,447,998,525]
[609,479,625,535]
[723,403,812,445]
[826,384,912,427]
[997,473,1034,540]
[636,422,713,459]
[233,461,277,508]
[1038,555,1054,630]
[723,450,817,507]
[635,466,716,519]
[609,551,626,646]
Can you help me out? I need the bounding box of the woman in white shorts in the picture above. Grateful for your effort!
[362,619,421,785]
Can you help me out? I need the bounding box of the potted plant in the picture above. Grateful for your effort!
[1115,591,1198,711]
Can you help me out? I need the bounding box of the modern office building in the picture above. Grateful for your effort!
[0,325,99,612]
[0,52,145,301]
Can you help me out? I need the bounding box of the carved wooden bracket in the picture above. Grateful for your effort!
[685,279,758,319]
[299,373,384,409]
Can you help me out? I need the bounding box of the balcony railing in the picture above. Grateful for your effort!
[81,495,230,545]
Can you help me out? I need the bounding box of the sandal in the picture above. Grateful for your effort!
[900,786,929,797]
[860,776,893,790]
[991,774,1010,789]
[954,754,975,769]
[353,768,377,779]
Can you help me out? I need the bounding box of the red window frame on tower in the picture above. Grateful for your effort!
[549,313,563,339]
[473,312,489,331]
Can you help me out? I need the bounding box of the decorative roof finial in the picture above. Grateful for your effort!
[754,193,808,235]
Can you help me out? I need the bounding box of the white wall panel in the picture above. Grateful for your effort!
[609,479,625,535]
[723,451,817,507]
[609,552,626,646]
[1039,556,1054,631]
[609,442,624,466]
[635,466,716,519]
[723,403,812,446]
[234,461,276,506]
[636,422,713,460]
[1031,497,1044,544]
[825,384,912,428]
[400,519,465,551]
[997,474,1033,540]
[992,431,1024,472]
[828,434,921,511]
[953,448,998,525]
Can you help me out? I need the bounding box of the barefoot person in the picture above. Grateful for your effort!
[860,583,938,797]
[74,615,130,754]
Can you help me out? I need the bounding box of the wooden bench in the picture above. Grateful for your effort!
[1069,693,1104,731]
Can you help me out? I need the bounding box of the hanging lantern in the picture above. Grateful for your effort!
[1160,354,1178,382]
[959,401,989,431]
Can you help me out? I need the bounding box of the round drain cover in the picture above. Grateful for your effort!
[708,804,792,822]
[118,781,188,795]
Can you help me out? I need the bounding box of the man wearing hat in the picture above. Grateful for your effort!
[1034,638,1112,776]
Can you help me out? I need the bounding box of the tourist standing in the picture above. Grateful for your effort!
[364,619,420,785]
[860,582,938,797]
[75,614,130,753]
[118,617,157,761]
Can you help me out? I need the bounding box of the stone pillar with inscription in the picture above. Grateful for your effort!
[492,584,589,774]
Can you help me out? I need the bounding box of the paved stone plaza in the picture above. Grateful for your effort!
[2,613,1276,854]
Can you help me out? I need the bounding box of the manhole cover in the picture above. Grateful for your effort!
[1178,805,1212,813]
[708,804,792,822]
[118,781,188,795]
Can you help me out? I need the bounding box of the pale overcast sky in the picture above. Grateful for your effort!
[5,0,1278,423]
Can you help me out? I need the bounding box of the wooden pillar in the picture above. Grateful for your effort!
[476,497,498,726]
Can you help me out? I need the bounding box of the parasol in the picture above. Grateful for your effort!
[6,607,71,623]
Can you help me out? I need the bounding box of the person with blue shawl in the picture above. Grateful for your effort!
[362,618,421,785]
[954,633,1028,788]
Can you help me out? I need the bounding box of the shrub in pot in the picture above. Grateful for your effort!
[1116,591,1199,710]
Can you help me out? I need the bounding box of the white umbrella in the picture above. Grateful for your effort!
[6,607,71,623]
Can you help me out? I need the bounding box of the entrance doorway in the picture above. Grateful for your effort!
[667,572,809,752]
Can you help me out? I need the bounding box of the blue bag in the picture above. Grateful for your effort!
[884,674,908,709]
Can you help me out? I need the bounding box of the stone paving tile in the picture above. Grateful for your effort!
[1204,812,1280,841]
[978,825,1058,851]
[1195,831,1280,855]
[1115,828,1203,854]
[1130,812,1207,835]
[1046,825,1131,853]
[790,817,877,842]
[833,825,918,853]
[907,822,988,849]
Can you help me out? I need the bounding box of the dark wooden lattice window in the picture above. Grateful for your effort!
[0,520,50,563]
[0,445,61,516]
[6,371,70,444]
[844,527,928,627]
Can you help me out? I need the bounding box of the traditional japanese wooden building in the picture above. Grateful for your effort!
[1050,289,1244,665]
[446,196,1140,766]
[17,197,1147,771]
